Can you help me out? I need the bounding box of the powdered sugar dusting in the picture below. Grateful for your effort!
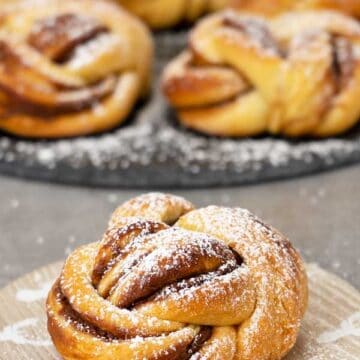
[46,193,307,359]
[16,282,52,303]
[318,312,360,344]
[0,318,52,347]
[177,205,308,357]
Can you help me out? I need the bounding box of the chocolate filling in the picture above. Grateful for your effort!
[55,281,212,358]
[0,41,116,117]
[0,13,119,118]
[223,13,280,56]
[181,326,212,360]
[28,13,108,62]
[55,282,118,342]
[133,249,243,307]
[92,220,167,287]
[331,36,355,91]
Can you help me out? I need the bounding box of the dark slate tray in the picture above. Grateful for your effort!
[0,30,359,188]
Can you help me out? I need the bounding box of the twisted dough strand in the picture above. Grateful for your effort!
[0,0,153,138]
[47,193,307,359]
[163,10,360,137]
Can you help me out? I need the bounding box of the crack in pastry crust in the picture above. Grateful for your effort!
[0,0,153,138]
[162,10,360,137]
[47,193,308,360]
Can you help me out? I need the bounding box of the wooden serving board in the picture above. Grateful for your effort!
[0,262,359,359]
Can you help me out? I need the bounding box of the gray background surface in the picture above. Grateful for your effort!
[0,165,359,290]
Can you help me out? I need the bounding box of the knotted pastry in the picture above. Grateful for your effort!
[47,192,308,360]
[162,10,360,137]
[0,0,153,138]
[230,0,360,18]
[117,0,229,29]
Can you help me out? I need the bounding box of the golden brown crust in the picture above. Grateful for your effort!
[109,192,195,227]
[162,10,360,137]
[118,0,230,29]
[47,192,308,360]
[15,0,352,29]
[230,0,360,18]
[0,0,153,138]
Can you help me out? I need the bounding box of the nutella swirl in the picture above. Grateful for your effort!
[0,0,153,138]
[163,10,360,137]
[47,193,308,360]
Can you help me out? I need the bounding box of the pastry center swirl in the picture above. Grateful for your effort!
[46,194,308,360]
[52,220,252,358]
[93,221,243,309]
[0,8,130,117]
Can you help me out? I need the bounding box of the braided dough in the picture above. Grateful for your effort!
[117,0,229,29]
[47,193,308,360]
[162,10,360,137]
[0,0,153,138]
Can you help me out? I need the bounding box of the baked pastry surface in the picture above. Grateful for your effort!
[230,0,360,18]
[118,0,229,29]
[162,10,360,137]
[0,0,153,138]
[47,192,308,360]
